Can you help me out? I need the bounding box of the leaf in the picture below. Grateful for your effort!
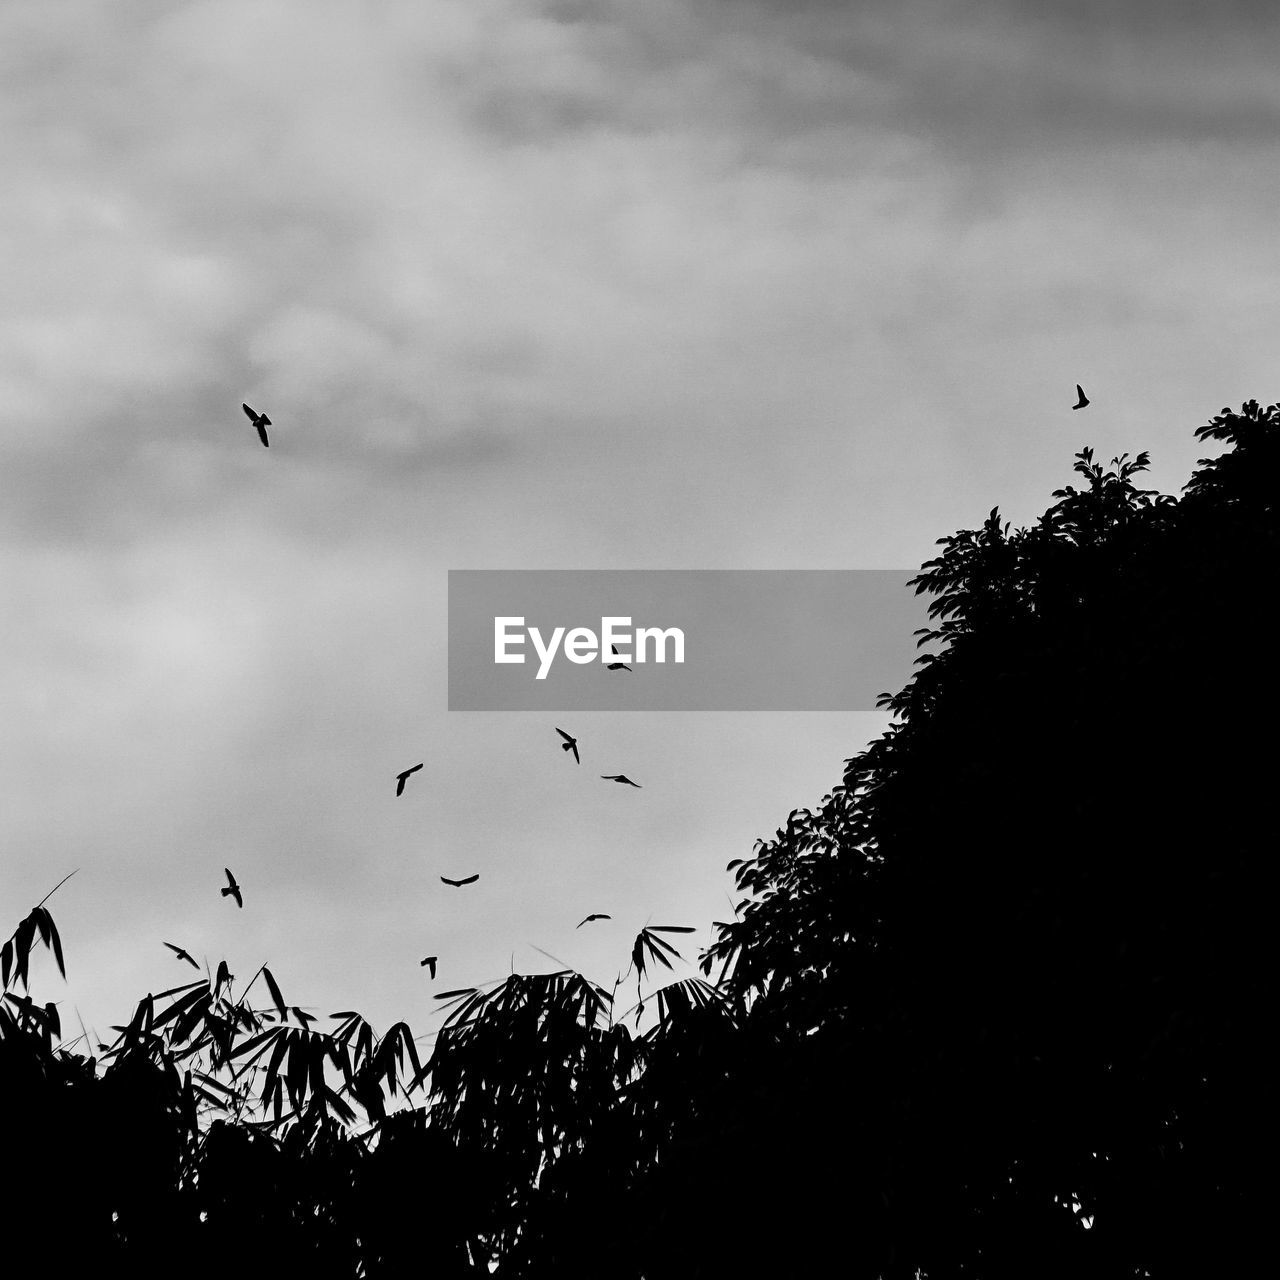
[355,1022,373,1069]
[153,978,206,1001]
[333,1015,364,1047]
[46,913,66,979]
[325,1038,353,1085]
[230,1026,281,1075]
[286,1030,309,1107]
[170,990,215,1045]
[390,1022,423,1087]
[126,994,155,1039]
[323,1085,356,1125]
[199,1008,235,1059]
[308,1036,325,1099]
[151,982,208,1032]
[263,967,287,1020]
[261,1028,292,1112]
[192,1071,237,1097]
[13,914,35,989]
[631,932,648,983]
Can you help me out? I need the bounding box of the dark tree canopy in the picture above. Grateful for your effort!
[4,401,1274,1277]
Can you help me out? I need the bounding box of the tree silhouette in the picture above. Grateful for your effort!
[2,401,1273,1276]
[700,403,1276,1276]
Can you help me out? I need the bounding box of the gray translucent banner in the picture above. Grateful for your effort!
[448,570,930,711]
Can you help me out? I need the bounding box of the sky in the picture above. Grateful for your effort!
[3,0,1279,1056]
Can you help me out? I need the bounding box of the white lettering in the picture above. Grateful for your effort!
[601,616,631,661]
[635,626,684,664]
[493,617,684,677]
[528,625,565,680]
[495,617,526,663]
[564,627,598,664]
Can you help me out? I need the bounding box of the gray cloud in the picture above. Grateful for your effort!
[3,0,1278,1041]
[687,0,1280,156]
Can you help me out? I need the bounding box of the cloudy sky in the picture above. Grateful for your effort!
[4,0,1279,1052]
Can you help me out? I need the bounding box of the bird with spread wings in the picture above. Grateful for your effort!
[395,762,423,796]
[163,941,200,969]
[242,403,271,446]
[221,868,243,908]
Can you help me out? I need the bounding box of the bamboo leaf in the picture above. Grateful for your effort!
[151,982,208,1031]
[324,1085,356,1125]
[229,1023,280,1066]
[263,967,287,1020]
[47,914,66,979]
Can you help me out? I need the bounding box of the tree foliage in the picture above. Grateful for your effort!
[4,401,1274,1276]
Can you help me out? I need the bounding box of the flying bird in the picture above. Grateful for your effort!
[221,868,243,909]
[1072,384,1090,410]
[555,727,580,764]
[576,914,612,928]
[395,762,424,796]
[440,874,479,887]
[606,644,631,672]
[163,942,200,970]
[420,956,437,979]
[242,403,271,446]
[601,774,641,788]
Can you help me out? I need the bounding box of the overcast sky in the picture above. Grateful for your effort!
[4,0,1279,1052]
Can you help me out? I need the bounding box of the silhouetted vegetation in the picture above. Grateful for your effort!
[5,402,1273,1276]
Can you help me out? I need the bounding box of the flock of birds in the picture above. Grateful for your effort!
[161,419,661,990]
[164,387,1094,987]
[204,727,631,981]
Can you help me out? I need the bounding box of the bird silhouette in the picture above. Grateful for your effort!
[221,868,243,908]
[440,874,479,887]
[576,913,612,928]
[606,644,631,672]
[242,403,271,446]
[601,774,641,787]
[395,762,424,796]
[163,941,200,969]
[555,727,580,764]
[1072,384,1090,410]
[420,955,437,979]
